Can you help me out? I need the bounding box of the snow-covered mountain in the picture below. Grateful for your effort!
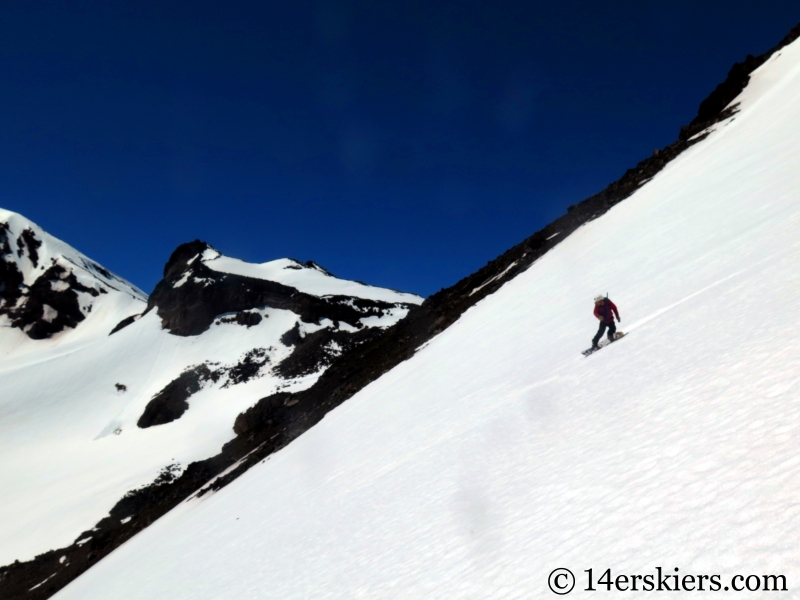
[0,215,421,580]
[0,209,145,346]
[5,21,800,600]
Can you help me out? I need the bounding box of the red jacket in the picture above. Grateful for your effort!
[594,299,620,324]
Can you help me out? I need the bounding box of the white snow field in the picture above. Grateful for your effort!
[0,215,421,567]
[50,40,800,599]
[205,254,421,304]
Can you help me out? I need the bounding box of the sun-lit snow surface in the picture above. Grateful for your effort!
[205,254,422,304]
[53,39,800,599]
[0,226,421,566]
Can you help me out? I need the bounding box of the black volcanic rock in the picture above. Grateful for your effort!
[146,242,412,337]
[109,314,141,335]
[17,228,42,267]
[0,223,25,305]
[275,325,380,380]
[230,311,262,327]
[137,348,274,428]
[0,254,102,340]
[162,240,210,280]
[137,365,218,428]
[1,219,143,341]
[133,243,418,429]
[224,348,270,387]
[11,263,101,340]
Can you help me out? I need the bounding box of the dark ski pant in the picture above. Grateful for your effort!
[592,320,616,347]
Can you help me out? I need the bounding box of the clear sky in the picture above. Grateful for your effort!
[1,1,799,297]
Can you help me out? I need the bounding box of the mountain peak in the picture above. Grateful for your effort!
[0,209,145,342]
[143,241,422,337]
[162,240,218,279]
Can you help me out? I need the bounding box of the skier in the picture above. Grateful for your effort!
[591,295,620,350]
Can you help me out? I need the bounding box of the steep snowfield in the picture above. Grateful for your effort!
[0,226,421,566]
[53,37,800,599]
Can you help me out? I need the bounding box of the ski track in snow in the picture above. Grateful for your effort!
[44,34,800,600]
[625,238,800,334]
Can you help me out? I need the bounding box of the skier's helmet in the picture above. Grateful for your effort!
[594,294,605,303]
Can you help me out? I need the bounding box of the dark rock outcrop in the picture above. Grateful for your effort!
[137,365,218,428]
[109,314,141,335]
[1,261,101,340]
[136,348,275,428]
[219,311,262,328]
[224,348,271,388]
[274,325,380,380]
[146,241,412,337]
[0,223,25,307]
[134,244,417,429]
[17,229,42,267]
[1,223,141,341]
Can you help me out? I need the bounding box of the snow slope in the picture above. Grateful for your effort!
[53,35,800,599]
[0,227,421,566]
[205,255,420,304]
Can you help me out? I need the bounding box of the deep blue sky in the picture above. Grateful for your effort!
[1,2,799,297]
